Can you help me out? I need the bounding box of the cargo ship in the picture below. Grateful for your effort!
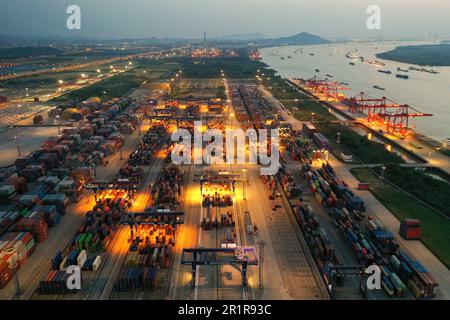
[378,70,392,75]
[397,67,409,73]
[396,74,409,79]
[409,66,439,74]
[345,52,358,59]
[372,60,386,67]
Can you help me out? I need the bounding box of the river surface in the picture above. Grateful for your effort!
[260,41,450,141]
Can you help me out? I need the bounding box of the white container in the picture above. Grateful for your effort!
[60,257,67,270]
[92,256,102,271]
[152,248,159,266]
[77,250,87,267]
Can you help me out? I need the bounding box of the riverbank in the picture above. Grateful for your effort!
[260,42,450,141]
[376,44,450,66]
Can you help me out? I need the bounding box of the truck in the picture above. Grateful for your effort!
[244,211,253,235]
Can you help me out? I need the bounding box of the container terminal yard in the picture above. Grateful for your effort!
[0,47,449,303]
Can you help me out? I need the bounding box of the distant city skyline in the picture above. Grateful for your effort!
[1,0,449,40]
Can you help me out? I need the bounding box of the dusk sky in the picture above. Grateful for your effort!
[1,0,449,39]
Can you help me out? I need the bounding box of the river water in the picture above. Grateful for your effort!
[260,41,450,141]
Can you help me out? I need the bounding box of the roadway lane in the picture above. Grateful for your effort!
[246,166,327,300]
[169,165,202,300]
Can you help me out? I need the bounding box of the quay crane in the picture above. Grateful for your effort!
[305,76,350,101]
[378,105,433,135]
[344,92,404,123]
[343,92,433,135]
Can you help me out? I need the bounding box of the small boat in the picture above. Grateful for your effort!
[349,62,355,66]
[378,70,392,74]
[396,74,409,79]
[280,57,285,60]
[287,55,292,59]
[309,53,315,56]
[341,82,350,86]
[315,69,320,73]
[373,85,385,90]
[326,74,333,78]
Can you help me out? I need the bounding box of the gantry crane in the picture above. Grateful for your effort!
[343,92,433,135]
[378,105,433,135]
[344,92,403,122]
[305,76,350,100]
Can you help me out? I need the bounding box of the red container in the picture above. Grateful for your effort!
[0,260,13,289]
[12,213,49,243]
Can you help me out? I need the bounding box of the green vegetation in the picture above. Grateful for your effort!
[372,165,450,217]
[0,61,132,100]
[52,60,179,102]
[376,44,450,66]
[172,55,264,79]
[0,46,61,59]
[216,85,226,100]
[171,78,225,99]
[316,123,404,164]
[440,149,450,157]
[351,167,450,268]
[262,74,334,122]
[289,100,335,122]
[265,78,309,100]
[54,71,142,102]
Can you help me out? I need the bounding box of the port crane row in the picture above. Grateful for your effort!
[305,77,432,135]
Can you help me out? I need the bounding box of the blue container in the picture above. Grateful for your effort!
[52,251,63,270]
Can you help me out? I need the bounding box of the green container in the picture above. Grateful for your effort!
[21,208,29,217]
[78,233,86,251]
[84,233,93,251]
[89,238,99,252]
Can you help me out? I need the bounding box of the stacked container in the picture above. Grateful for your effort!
[12,211,49,243]
[399,219,422,240]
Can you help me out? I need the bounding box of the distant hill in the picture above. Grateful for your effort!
[0,46,61,59]
[215,33,269,41]
[377,44,450,66]
[257,32,331,47]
